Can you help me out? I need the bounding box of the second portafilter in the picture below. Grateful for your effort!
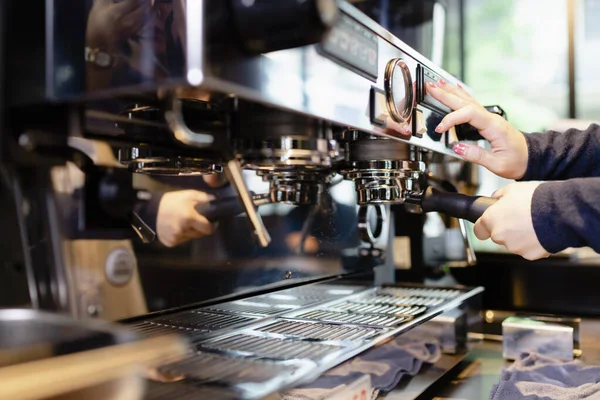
[341,134,498,223]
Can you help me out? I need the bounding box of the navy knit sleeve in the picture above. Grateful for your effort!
[532,178,600,253]
[521,124,600,181]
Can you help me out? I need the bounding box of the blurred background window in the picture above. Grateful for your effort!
[462,0,570,133]
[576,0,600,120]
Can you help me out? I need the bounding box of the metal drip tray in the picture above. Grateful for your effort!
[130,321,209,338]
[256,320,382,342]
[152,311,258,330]
[203,301,301,316]
[155,351,308,385]
[125,283,483,399]
[329,302,428,317]
[146,351,315,399]
[130,311,259,340]
[292,310,407,326]
[251,294,324,307]
[201,333,345,361]
[356,295,445,307]
[282,284,369,300]
[376,287,462,299]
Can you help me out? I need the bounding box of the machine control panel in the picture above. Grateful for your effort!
[319,12,379,80]
[416,64,452,115]
[384,58,414,123]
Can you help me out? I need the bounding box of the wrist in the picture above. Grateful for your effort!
[530,182,562,254]
[516,132,538,181]
[86,30,120,54]
[85,46,120,69]
[515,130,529,180]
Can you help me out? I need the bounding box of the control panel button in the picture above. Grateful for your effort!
[369,87,388,127]
[384,58,414,123]
[415,110,427,136]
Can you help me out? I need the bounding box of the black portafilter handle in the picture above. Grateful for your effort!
[410,187,498,223]
[195,195,247,223]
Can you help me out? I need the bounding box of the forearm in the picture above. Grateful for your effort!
[532,178,600,253]
[521,124,600,180]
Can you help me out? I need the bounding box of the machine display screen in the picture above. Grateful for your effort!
[318,13,379,80]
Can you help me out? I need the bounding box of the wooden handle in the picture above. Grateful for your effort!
[0,335,188,400]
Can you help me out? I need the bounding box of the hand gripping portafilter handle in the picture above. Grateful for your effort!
[195,196,245,223]
[417,187,498,223]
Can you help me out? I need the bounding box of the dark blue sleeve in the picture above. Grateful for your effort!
[532,178,600,253]
[521,124,600,181]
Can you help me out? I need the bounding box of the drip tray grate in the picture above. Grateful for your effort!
[129,321,209,338]
[151,311,257,330]
[376,287,461,299]
[355,295,445,307]
[155,351,302,385]
[203,301,300,316]
[201,334,344,360]
[293,310,407,327]
[329,302,428,317]
[256,320,382,342]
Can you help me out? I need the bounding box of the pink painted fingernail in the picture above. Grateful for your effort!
[438,78,447,85]
[453,143,467,156]
[435,124,443,133]
[426,82,435,88]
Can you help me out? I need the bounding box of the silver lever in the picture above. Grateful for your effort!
[224,159,271,247]
[165,95,214,147]
[458,217,477,266]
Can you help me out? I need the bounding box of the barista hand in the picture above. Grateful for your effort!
[86,0,152,49]
[156,190,215,247]
[475,182,549,260]
[426,80,529,180]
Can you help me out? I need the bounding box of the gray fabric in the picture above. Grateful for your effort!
[281,336,440,400]
[490,352,600,400]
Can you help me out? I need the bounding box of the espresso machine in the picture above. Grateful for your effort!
[0,0,503,398]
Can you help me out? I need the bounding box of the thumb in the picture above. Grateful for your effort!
[491,186,507,199]
[452,142,497,171]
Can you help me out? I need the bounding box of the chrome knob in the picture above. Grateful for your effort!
[384,58,414,123]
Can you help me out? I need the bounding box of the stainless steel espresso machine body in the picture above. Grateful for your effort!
[1,0,495,398]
